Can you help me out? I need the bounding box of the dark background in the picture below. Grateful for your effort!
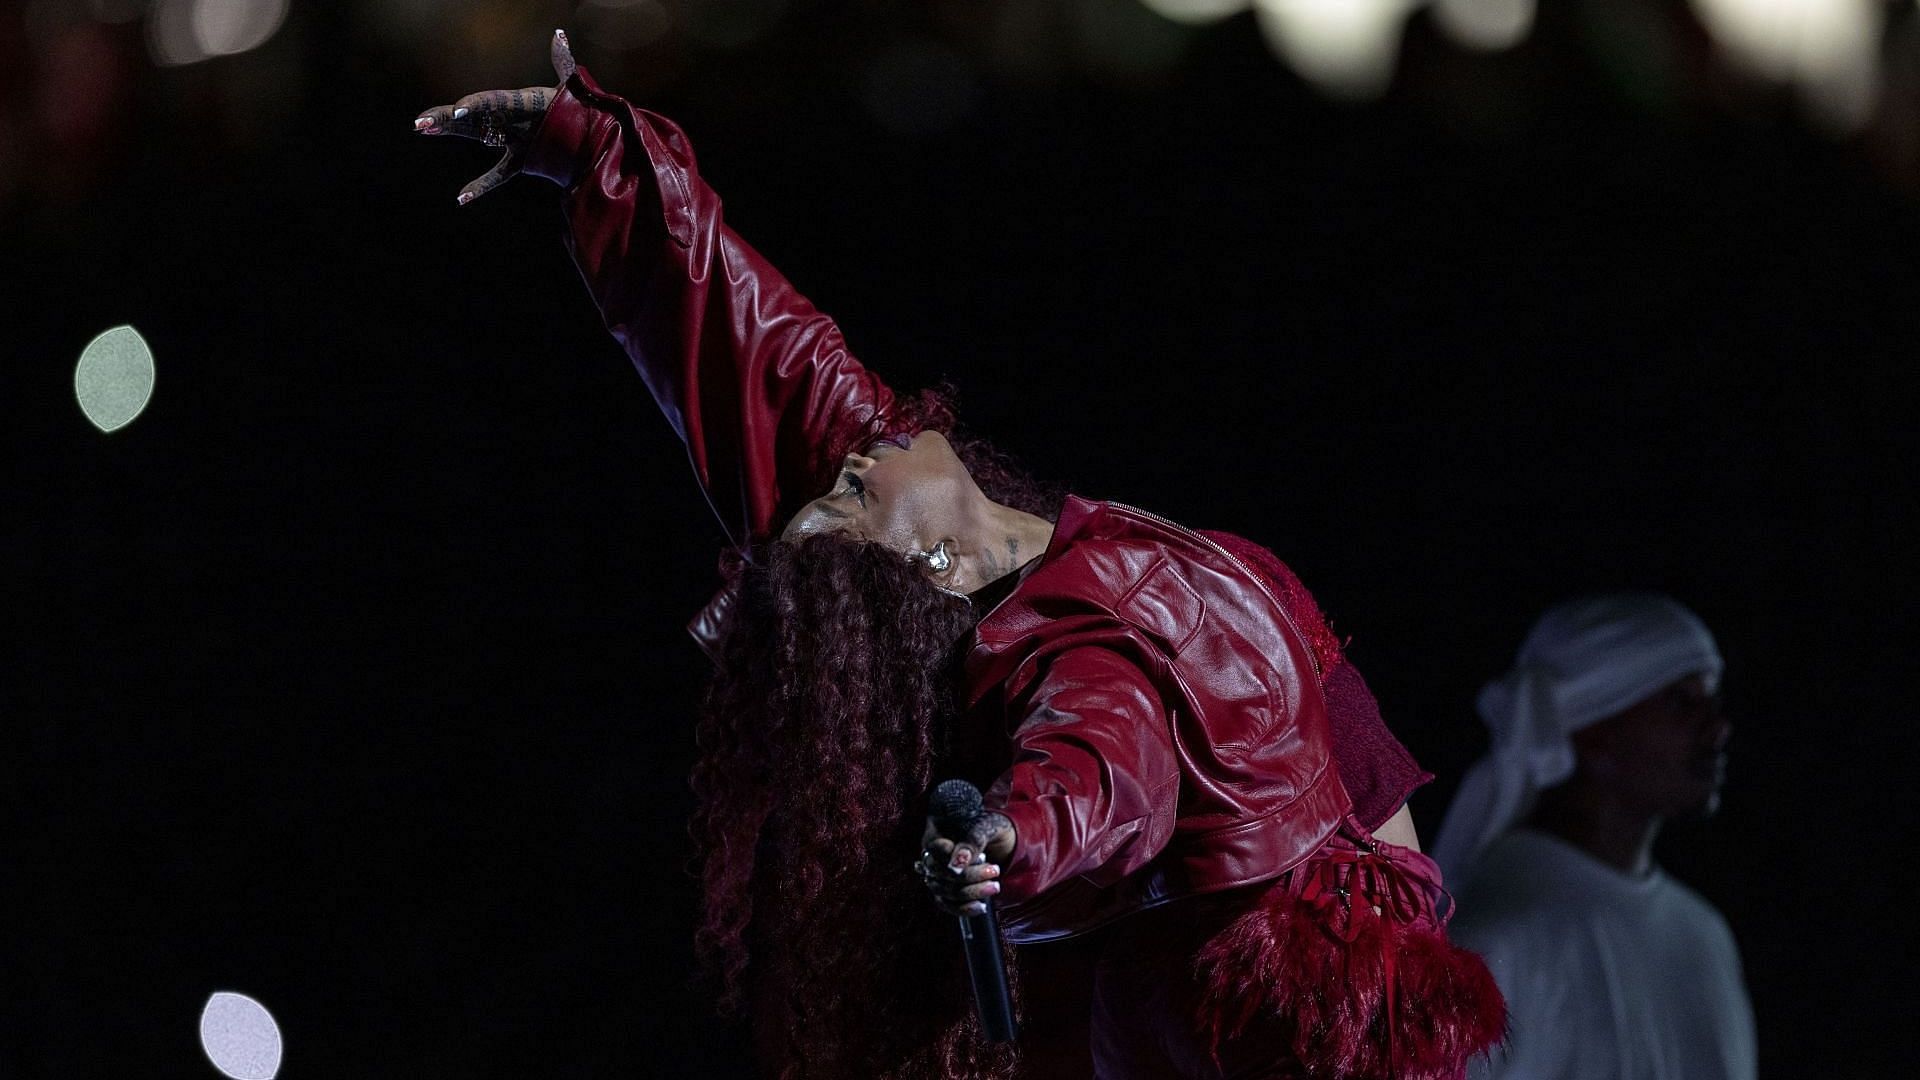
[5,1,1916,1076]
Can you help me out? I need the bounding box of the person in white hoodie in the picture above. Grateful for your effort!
[1433,593,1756,1080]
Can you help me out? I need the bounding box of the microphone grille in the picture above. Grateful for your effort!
[929,779,984,825]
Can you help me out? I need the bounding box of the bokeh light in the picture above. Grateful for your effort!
[1432,0,1536,53]
[194,0,292,57]
[1253,0,1416,100]
[198,991,283,1080]
[148,0,206,66]
[74,325,156,433]
[1690,0,1881,131]
[147,0,292,67]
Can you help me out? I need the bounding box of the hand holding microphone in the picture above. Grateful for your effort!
[918,780,1019,1043]
[919,781,1015,916]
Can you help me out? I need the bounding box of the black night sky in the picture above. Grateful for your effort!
[5,3,1916,1076]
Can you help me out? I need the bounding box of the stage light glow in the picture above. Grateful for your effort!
[198,992,283,1080]
[148,0,290,65]
[1689,0,1880,130]
[192,0,291,58]
[577,0,672,52]
[1432,0,1535,52]
[1136,0,1251,25]
[147,0,209,66]
[1252,0,1415,100]
[74,325,156,433]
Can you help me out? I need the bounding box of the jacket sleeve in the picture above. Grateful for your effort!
[986,645,1182,903]
[521,67,898,548]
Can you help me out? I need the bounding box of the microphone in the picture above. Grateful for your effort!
[928,779,1019,1044]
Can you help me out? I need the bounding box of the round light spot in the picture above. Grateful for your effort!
[147,0,209,66]
[1433,0,1536,52]
[1254,0,1417,100]
[191,0,291,58]
[74,324,155,433]
[198,991,283,1080]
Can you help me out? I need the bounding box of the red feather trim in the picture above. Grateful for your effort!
[1193,851,1506,1079]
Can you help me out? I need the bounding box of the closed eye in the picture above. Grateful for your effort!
[840,471,866,506]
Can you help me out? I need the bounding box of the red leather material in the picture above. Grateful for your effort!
[1201,530,1434,830]
[527,68,898,551]
[528,72,1407,946]
[968,498,1352,941]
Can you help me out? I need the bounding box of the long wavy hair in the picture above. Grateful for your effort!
[690,391,1059,1078]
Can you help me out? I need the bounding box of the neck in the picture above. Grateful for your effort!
[1524,782,1662,877]
[962,501,1055,591]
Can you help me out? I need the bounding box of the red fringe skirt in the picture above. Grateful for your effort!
[1081,820,1505,1079]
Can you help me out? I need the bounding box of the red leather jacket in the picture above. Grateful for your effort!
[964,496,1351,939]
[525,69,1423,943]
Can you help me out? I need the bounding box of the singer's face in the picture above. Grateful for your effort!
[781,431,973,556]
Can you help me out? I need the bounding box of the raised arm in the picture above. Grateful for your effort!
[418,32,900,549]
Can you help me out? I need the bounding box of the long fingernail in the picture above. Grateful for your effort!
[453,107,469,120]
[456,192,475,206]
[413,116,432,131]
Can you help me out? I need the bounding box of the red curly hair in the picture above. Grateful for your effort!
[690,392,1058,1078]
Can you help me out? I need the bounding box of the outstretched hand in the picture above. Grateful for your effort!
[413,28,578,205]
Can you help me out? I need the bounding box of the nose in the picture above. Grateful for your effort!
[843,451,876,473]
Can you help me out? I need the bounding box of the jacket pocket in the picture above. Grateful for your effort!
[1116,556,1206,657]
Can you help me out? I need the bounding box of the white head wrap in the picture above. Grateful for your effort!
[1430,593,1722,888]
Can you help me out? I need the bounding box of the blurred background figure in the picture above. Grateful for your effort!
[1434,594,1755,1080]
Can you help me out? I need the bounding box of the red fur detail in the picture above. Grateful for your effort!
[1194,888,1506,1080]
[1391,925,1509,1077]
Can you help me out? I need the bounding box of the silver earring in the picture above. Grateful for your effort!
[915,541,952,574]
